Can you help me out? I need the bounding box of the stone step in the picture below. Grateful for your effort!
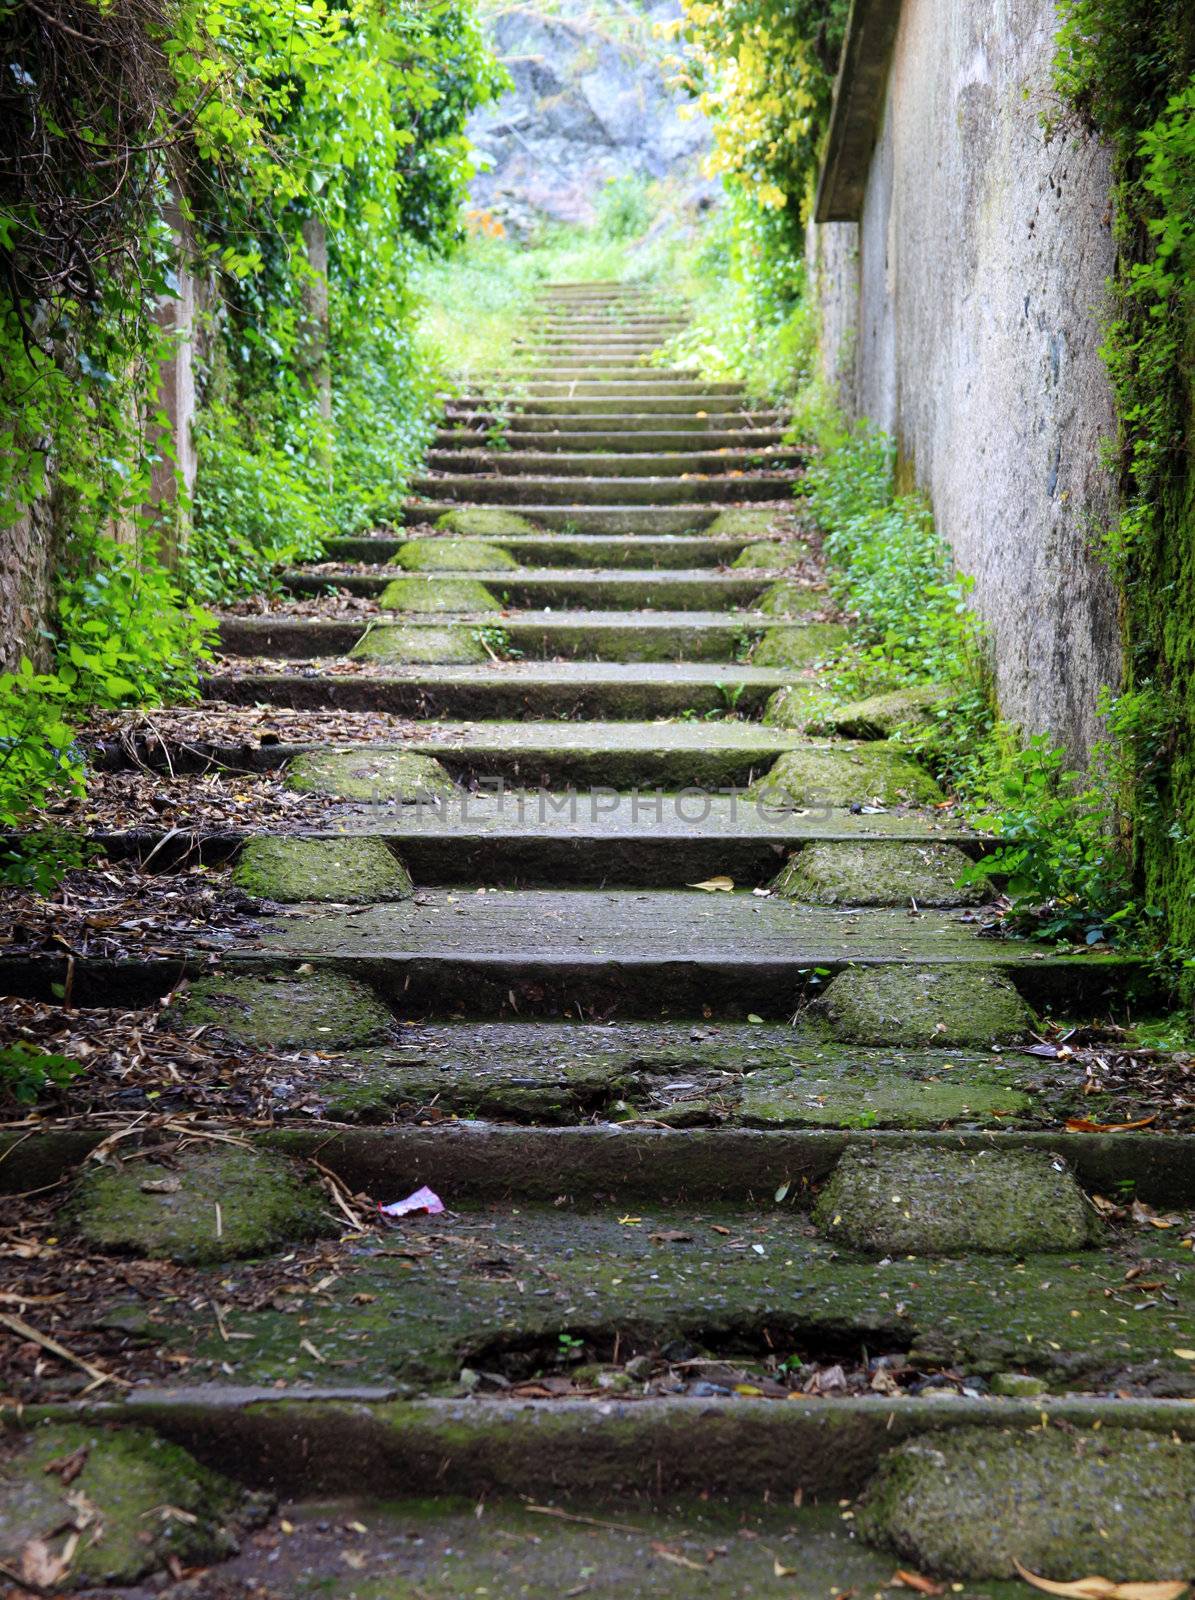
[409,473,797,505]
[219,609,777,661]
[250,890,1129,1014]
[424,448,804,477]
[516,366,699,381]
[206,661,806,720]
[520,379,743,397]
[445,410,787,435]
[517,340,672,355]
[284,566,780,609]
[434,428,789,451]
[447,394,763,416]
[323,534,775,568]
[404,504,791,534]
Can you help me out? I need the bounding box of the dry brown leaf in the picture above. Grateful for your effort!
[687,875,735,893]
[20,1536,72,1588]
[42,1444,88,1486]
[892,1571,946,1596]
[1012,1560,1188,1600]
[773,1556,798,1577]
[1064,1114,1157,1133]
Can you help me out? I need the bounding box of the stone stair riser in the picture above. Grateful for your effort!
[410,474,797,505]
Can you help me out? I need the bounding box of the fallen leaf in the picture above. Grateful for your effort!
[775,1182,790,1202]
[688,875,735,892]
[1064,1115,1157,1133]
[892,1571,946,1596]
[773,1556,798,1577]
[649,1230,693,1245]
[1173,1348,1195,1361]
[43,1445,88,1486]
[1012,1560,1188,1600]
[140,1175,181,1194]
[20,1536,72,1588]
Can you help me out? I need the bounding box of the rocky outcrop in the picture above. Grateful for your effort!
[467,0,710,229]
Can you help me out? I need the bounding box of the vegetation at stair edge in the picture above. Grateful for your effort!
[802,425,1152,952]
[1053,0,1195,986]
[0,0,502,859]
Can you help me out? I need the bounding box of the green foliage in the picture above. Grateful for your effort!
[0,665,82,827]
[596,176,654,241]
[0,1039,83,1107]
[58,538,215,707]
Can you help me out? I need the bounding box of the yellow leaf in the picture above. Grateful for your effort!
[1012,1561,1188,1600]
[734,1382,764,1396]
[688,875,734,892]
[1174,1348,1195,1360]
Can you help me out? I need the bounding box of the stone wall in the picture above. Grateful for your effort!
[811,0,1122,762]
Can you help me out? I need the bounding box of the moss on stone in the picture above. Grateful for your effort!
[378,577,500,613]
[754,744,943,807]
[814,1145,1095,1255]
[773,841,984,906]
[704,509,779,537]
[177,968,394,1049]
[738,1063,1033,1128]
[233,837,413,904]
[752,623,849,666]
[830,685,951,739]
[807,964,1033,1046]
[762,684,837,730]
[390,538,517,572]
[0,1423,261,1587]
[285,749,456,803]
[350,625,489,665]
[755,585,834,620]
[856,1426,1195,1579]
[436,508,536,537]
[731,541,809,570]
[68,1145,334,1264]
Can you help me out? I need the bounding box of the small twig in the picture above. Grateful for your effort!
[525,1505,647,1535]
[0,1311,130,1388]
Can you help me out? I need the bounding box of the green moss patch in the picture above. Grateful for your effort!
[830,685,951,739]
[436,508,536,537]
[68,1145,334,1264]
[762,683,837,730]
[754,586,835,621]
[731,541,808,570]
[378,577,500,613]
[350,625,489,664]
[738,1059,1032,1128]
[773,841,983,906]
[808,964,1033,1046]
[704,509,780,537]
[752,623,849,666]
[233,837,413,904]
[755,744,943,807]
[390,538,517,572]
[0,1424,261,1587]
[857,1426,1195,1579]
[814,1145,1095,1255]
[177,968,394,1049]
[285,749,456,802]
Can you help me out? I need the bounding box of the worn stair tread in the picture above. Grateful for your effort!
[285,567,785,608]
[434,429,790,451]
[442,410,786,430]
[62,1199,1194,1396]
[403,504,791,533]
[409,473,798,505]
[322,535,785,567]
[425,448,804,475]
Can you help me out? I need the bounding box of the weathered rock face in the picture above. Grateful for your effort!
[467,1,710,229]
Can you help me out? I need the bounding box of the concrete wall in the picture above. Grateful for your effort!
[812,0,1122,762]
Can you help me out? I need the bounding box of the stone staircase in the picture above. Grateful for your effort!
[4,282,1194,1594]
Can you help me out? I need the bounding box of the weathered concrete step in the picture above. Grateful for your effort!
[520,379,743,397]
[323,534,772,568]
[444,409,785,433]
[516,367,700,383]
[424,448,803,477]
[404,504,790,534]
[98,720,823,788]
[514,352,667,367]
[516,342,671,357]
[410,474,797,505]
[251,890,1130,1015]
[285,566,777,609]
[219,608,776,661]
[208,661,800,719]
[434,428,788,451]
[447,395,764,417]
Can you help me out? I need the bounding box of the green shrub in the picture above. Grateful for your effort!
[0,665,82,827]
[0,1040,83,1107]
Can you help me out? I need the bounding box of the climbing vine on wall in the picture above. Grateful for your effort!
[1054,0,1195,966]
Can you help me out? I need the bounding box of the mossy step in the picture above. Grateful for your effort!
[233,834,413,902]
[177,965,399,1047]
[219,609,775,663]
[321,533,778,569]
[0,1425,261,1588]
[773,840,985,906]
[388,538,518,571]
[807,964,1035,1047]
[409,472,796,505]
[434,428,789,452]
[209,661,808,720]
[442,409,785,433]
[446,395,772,416]
[404,502,791,535]
[45,1198,1195,1396]
[286,566,777,611]
[425,449,804,478]
[519,381,744,398]
[253,888,1131,1016]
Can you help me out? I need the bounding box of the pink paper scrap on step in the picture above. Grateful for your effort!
[378,1186,445,1218]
